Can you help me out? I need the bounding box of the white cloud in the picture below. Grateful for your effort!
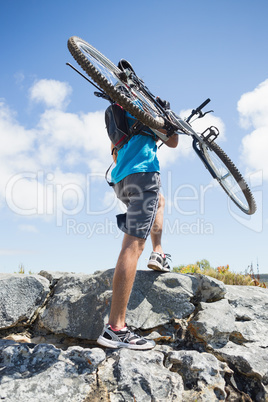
[5,168,88,225]
[38,109,108,152]
[158,134,193,168]
[0,101,38,206]
[0,101,35,157]
[0,79,112,220]
[158,109,225,168]
[241,127,268,179]
[36,108,111,171]
[0,80,230,221]
[238,79,268,129]
[238,79,268,180]
[29,79,72,109]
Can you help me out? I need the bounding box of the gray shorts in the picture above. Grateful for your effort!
[113,172,161,239]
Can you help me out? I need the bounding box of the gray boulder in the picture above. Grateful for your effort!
[97,346,184,401]
[216,285,268,401]
[38,270,75,286]
[1,270,268,401]
[0,339,106,402]
[190,273,227,302]
[226,285,268,347]
[39,270,114,340]
[166,349,233,401]
[0,274,50,329]
[38,270,226,340]
[215,342,268,400]
[188,299,236,347]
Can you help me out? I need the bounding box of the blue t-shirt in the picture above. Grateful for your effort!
[111,112,160,184]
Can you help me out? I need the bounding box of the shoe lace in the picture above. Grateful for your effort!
[164,253,171,261]
[122,327,141,343]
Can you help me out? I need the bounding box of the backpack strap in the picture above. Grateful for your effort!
[105,161,115,187]
[104,105,158,186]
[127,115,158,141]
[105,104,130,153]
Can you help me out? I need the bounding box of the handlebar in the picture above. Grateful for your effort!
[186,98,211,123]
[195,98,211,113]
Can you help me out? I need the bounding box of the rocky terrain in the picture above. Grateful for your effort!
[0,269,267,401]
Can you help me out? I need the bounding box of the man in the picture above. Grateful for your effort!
[97,61,179,350]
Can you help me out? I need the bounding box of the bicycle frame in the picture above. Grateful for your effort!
[68,60,219,177]
[67,36,256,215]
[67,35,256,215]
[121,70,214,141]
[156,113,220,179]
[123,72,221,178]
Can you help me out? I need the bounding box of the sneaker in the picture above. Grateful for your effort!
[97,324,155,350]
[147,252,171,272]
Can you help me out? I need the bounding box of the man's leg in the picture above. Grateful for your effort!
[150,193,165,254]
[108,233,145,330]
[148,193,171,272]
[97,230,155,350]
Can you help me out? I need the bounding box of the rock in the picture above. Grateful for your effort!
[226,285,268,347]
[166,349,233,401]
[0,274,50,329]
[96,346,184,401]
[0,339,106,402]
[188,299,236,347]
[225,285,268,321]
[3,333,32,343]
[1,270,268,401]
[214,285,268,401]
[126,271,197,329]
[190,273,227,302]
[38,270,114,340]
[39,270,75,286]
[214,342,268,401]
[38,270,226,340]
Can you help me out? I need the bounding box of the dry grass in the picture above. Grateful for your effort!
[173,259,266,288]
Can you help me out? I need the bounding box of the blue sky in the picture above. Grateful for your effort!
[0,0,267,275]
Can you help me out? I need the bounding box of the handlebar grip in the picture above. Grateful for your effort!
[196,98,211,112]
[185,98,211,123]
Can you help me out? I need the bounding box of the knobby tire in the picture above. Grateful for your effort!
[67,36,164,129]
[68,36,256,215]
[201,140,256,215]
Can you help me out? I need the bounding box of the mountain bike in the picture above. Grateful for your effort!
[67,36,256,215]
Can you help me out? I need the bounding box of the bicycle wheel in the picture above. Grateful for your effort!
[67,36,165,129]
[199,140,256,215]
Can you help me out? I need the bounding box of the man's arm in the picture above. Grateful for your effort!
[165,133,179,148]
[156,128,179,148]
[154,97,179,148]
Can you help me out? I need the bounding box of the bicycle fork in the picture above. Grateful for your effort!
[192,126,220,179]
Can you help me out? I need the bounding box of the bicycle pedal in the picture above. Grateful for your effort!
[201,126,219,143]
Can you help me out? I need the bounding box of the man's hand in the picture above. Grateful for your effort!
[165,133,179,148]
